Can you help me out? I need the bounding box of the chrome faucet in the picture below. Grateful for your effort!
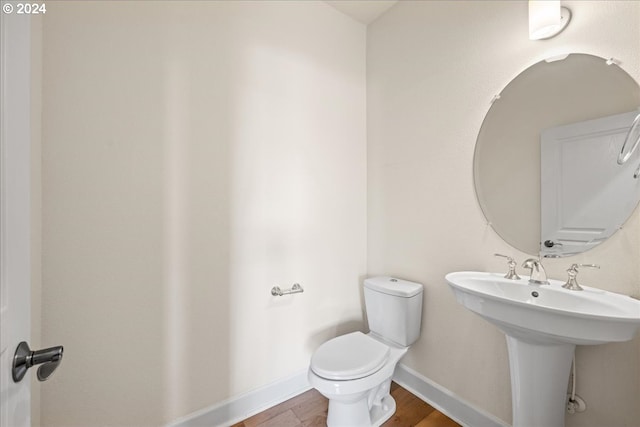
[522,258,549,285]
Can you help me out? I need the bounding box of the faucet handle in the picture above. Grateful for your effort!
[574,263,600,270]
[494,253,515,262]
[494,253,521,280]
[562,263,600,291]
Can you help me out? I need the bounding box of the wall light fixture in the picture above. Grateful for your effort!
[529,0,571,40]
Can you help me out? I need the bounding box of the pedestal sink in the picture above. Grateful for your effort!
[445,271,640,427]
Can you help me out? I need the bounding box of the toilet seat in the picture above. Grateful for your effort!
[311,332,390,380]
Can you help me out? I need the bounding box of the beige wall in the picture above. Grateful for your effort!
[39,1,366,425]
[367,1,640,426]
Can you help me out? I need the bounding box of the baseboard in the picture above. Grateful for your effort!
[393,364,510,427]
[166,369,311,427]
[167,363,509,427]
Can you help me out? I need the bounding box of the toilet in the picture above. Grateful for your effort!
[308,276,424,427]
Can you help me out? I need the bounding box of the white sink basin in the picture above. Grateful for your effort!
[446,271,640,345]
[446,271,640,427]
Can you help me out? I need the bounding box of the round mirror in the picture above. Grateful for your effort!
[474,54,640,256]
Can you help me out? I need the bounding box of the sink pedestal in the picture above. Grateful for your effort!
[506,335,575,427]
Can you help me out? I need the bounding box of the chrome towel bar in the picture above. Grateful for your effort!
[271,283,303,296]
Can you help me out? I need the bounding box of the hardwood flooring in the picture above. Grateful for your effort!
[232,382,461,427]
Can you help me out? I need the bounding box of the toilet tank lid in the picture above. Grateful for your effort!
[364,276,423,298]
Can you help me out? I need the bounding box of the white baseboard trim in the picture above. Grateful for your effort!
[166,369,311,427]
[168,363,508,427]
[393,364,510,427]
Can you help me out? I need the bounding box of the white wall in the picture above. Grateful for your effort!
[367,1,640,426]
[39,1,366,425]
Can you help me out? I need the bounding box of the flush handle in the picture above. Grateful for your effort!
[12,341,64,383]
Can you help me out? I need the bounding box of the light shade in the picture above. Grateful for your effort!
[529,1,571,40]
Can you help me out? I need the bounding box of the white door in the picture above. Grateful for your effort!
[0,9,32,427]
[541,111,640,256]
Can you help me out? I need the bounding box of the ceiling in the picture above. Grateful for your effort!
[324,1,399,25]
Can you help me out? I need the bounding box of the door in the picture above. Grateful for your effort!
[0,9,32,427]
[541,111,640,256]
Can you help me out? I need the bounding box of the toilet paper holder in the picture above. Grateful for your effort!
[271,283,304,296]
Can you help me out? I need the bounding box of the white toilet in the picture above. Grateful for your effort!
[308,276,423,427]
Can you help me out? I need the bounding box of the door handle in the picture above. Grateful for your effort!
[544,240,563,248]
[12,341,64,383]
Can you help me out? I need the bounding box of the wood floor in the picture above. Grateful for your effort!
[232,382,461,427]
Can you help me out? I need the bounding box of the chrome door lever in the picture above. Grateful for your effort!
[12,341,64,382]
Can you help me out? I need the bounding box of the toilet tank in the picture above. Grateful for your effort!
[364,276,423,347]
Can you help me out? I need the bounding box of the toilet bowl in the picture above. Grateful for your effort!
[308,331,408,427]
[308,276,423,427]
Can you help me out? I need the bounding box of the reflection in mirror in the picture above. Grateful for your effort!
[618,112,640,165]
[540,111,640,256]
[474,54,640,256]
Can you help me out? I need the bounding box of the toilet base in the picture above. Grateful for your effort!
[370,394,396,427]
[326,379,396,427]
[309,334,409,427]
